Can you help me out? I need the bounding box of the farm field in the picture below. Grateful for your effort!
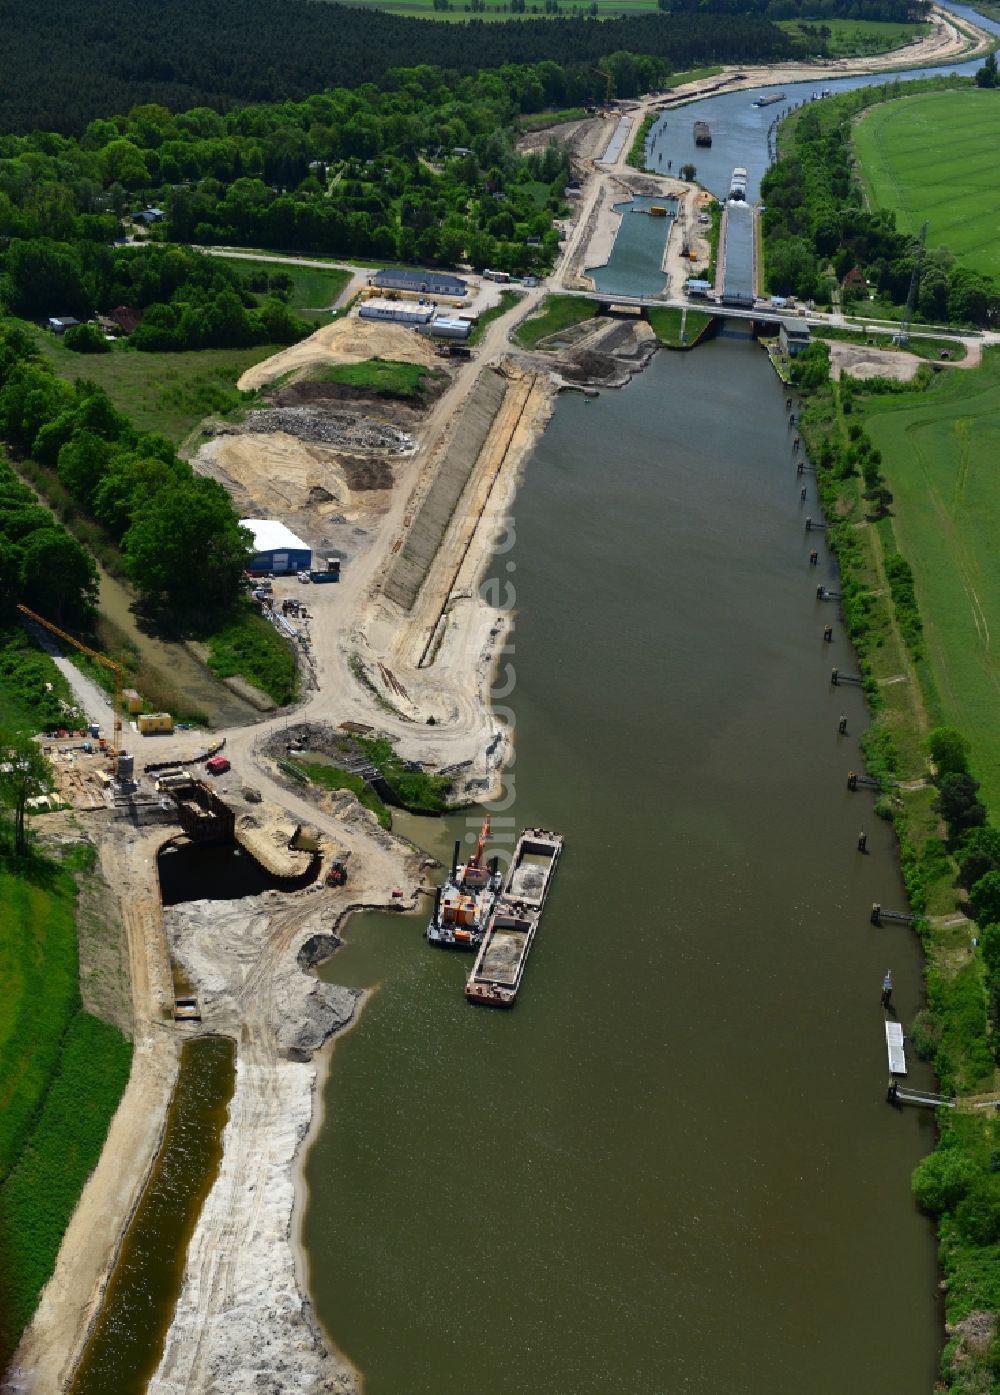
[862,349,1000,808]
[777,17,927,57]
[853,90,1000,280]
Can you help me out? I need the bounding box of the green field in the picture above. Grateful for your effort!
[778,17,927,57]
[862,349,1000,808]
[513,294,596,348]
[23,325,276,443]
[0,860,132,1368]
[647,305,712,346]
[310,358,443,401]
[853,90,1000,280]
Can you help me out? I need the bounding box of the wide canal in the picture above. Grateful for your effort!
[304,330,941,1394]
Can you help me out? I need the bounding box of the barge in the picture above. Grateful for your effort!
[465,827,563,1007]
[693,120,712,146]
[426,817,501,949]
[751,91,785,108]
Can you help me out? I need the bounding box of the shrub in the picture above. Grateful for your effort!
[63,323,111,354]
[913,1146,977,1215]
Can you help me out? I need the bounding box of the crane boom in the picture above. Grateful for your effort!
[16,603,125,759]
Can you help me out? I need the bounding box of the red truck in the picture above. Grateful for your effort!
[206,756,231,776]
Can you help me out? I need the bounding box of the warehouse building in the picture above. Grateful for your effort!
[371,268,468,298]
[359,299,434,326]
[241,519,312,575]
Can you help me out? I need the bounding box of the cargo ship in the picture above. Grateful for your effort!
[751,91,785,108]
[426,817,501,949]
[465,828,563,1006]
[729,166,748,202]
[693,120,712,146]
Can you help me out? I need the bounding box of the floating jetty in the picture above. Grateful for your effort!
[885,1020,907,1075]
[693,120,712,146]
[426,817,501,949]
[465,828,563,1007]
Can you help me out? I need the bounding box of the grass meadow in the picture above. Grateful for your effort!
[853,90,1000,280]
[862,349,1000,808]
[0,861,132,1369]
[513,294,596,348]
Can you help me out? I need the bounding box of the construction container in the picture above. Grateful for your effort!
[123,688,143,714]
[649,205,667,218]
[137,712,174,735]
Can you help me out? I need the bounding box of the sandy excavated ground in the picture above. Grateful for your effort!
[238,317,442,392]
[829,341,924,382]
[196,431,367,519]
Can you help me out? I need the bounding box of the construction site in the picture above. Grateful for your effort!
[10,11,993,1386]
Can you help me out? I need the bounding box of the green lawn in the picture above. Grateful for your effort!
[778,17,927,57]
[861,348,1000,808]
[22,324,276,443]
[310,358,443,401]
[206,256,351,321]
[513,294,596,349]
[647,305,712,346]
[853,90,1000,280]
[0,859,132,1369]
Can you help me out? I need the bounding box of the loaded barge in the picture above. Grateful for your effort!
[465,828,563,1007]
[693,120,712,147]
[426,817,501,949]
[751,91,785,108]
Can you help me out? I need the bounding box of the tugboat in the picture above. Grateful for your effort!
[425,817,502,949]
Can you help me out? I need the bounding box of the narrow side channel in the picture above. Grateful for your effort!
[69,1035,236,1395]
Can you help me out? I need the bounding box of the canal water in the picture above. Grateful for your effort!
[70,1036,235,1395]
[587,196,677,297]
[303,332,940,1395]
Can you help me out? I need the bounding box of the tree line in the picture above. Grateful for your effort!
[0,325,250,630]
[660,0,924,18]
[760,80,999,326]
[0,0,796,136]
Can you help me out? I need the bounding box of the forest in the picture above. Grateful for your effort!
[0,0,796,136]
[0,62,612,279]
[760,80,1000,325]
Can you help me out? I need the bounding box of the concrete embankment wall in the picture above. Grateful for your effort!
[383,369,507,611]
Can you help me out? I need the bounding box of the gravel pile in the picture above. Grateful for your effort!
[243,406,413,453]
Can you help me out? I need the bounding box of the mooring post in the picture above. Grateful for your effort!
[797,460,804,476]
[809,550,819,566]
[805,517,813,532]
[887,1077,900,1105]
[881,969,893,1007]
[786,397,793,410]
[838,715,848,735]
[793,437,800,451]
[817,585,825,600]
[847,769,857,789]
[789,413,796,425]
[800,486,807,501]
[823,624,833,643]
[871,901,882,925]
[831,667,840,685]
[858,831,868,853]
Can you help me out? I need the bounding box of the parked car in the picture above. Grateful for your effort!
[297,571,311,583]
[206,756,231,776]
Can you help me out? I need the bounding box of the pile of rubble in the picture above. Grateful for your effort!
[241,406,413,453]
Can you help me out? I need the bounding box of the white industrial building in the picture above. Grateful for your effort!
[359,299,435,326]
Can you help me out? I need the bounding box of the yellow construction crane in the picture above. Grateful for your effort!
[16,603,126,760]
